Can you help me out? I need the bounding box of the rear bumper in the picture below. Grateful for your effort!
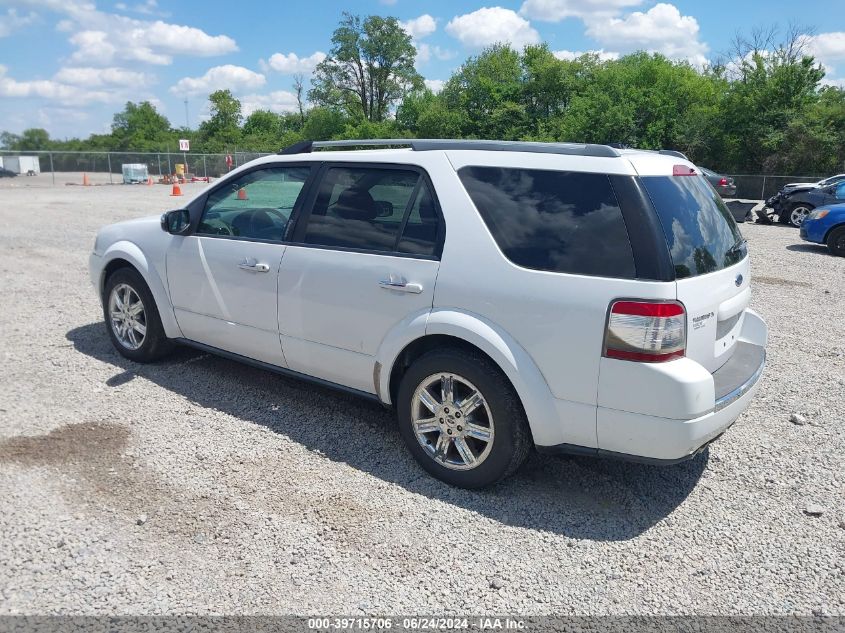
[588,309,767,462]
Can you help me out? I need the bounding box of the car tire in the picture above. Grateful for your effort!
[826,226,845,257]
[784,204,814,227]
[103,267,173,362]
[396,348,531,488]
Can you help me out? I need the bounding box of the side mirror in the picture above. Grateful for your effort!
[161,209,190,234]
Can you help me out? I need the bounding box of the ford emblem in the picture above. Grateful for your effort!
[735,274,743,287]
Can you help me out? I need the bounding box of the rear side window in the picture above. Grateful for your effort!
[301,166,440,256]
[641,175,745,279]
[458,167,636,278]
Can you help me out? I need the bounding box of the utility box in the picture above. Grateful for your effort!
[1,156,40,174]
[122,163,149,184]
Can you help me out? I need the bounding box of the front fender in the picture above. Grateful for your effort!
[99,241,182,339]
[377,308,565,447]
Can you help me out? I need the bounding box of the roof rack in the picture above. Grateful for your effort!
[278,139,621,158]
[658,149,689,160]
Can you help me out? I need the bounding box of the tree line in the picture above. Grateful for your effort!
[2,13,844,175]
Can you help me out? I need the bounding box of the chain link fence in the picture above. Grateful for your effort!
[0,150,272,186]
[0,149,832,200]
[726,174,825,200]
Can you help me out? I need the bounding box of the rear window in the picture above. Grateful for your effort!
[641,175,745,279]
[458,167,636,278]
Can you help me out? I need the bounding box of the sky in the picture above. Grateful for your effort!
[0,0,844,139]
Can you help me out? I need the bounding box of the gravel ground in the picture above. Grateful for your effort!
[0,184,843,616]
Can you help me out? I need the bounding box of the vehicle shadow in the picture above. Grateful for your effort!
[786,243,830,254]
[67,322,708,541]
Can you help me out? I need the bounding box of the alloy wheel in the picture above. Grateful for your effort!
[411,373,495,471]
[790,206,812,227]
[108,283,147,350]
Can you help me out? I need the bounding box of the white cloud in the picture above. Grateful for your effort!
[240,91,300,117]
[585,3,708,65]
[446,7,540,49]
[424,79,446,93]
[520,0,642,21]
[0,8,38,37]
[31,0,237,66]
[262,51,326,74]
[802,32,845,86]
[0,64,118,104]
[53,66,154,87]
[170,65,266,96]
[115,0,163,15]
[805,32,845,61]
[400,14,437,40]
[553,49,619,61]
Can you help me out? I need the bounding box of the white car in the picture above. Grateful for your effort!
[90,139,768,488]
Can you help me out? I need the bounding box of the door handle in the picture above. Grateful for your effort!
[238,259,270,273]
[379,279,423,294]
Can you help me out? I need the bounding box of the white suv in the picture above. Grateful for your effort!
[90,139,768,488]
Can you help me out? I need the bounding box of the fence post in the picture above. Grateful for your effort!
[203,155,207,179]
[49,152,55,186]
[761,176,767,201]
[157,153,161,178]
[107,153,113,185]
[167,153,171,175]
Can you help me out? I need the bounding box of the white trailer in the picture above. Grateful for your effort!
[1,156,40,175]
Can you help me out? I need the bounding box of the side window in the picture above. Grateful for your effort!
[835,182,845,200]
[397,183,440,256]
[458,166,636,278]
[302,167,421,253]
[198,166,310,241]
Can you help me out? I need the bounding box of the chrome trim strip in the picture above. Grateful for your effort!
[714,350,766,412]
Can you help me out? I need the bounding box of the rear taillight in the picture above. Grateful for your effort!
[604,300,686,363]
[718,178,728,186]
[673,164,696,176]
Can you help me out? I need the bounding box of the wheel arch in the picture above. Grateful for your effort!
[823,221,845,243]
[377,309,562,446]
[99,241,182,339]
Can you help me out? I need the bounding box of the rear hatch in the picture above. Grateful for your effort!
[640,173,749,373]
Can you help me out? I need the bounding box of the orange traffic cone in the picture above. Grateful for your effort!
[237,187,248,200]
[147,176,153,186]
[171,183,182,196]
[82,173,90,186]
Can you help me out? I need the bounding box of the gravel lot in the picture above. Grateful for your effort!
[0,183,843,616]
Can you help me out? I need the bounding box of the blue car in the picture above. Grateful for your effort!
[800,202,845,256]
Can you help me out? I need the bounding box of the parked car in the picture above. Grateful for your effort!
[771,180,845,227]
[782,173,845,193]
[90,139,768,488]
[766,174,845,223]
[700,167,737,198]
[0,167,17,178]
[800,203,845,257]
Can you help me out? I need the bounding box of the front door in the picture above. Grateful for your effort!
[278,164,444,393]
[167,164,311,366]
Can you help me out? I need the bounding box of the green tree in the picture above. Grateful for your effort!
[439,44,527,139]
[199,89,243,151]
[110,101,173,151]
[301,107,347,140]
[309,13,423,121]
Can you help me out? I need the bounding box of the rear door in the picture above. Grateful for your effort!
[640,173,749,372]
[277,164,444,393]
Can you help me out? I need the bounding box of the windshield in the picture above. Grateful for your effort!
[641,175,746,279]
[819,175,845,187]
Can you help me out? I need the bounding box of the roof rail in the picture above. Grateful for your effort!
[658,149,689,160]
[278,139,621,158]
